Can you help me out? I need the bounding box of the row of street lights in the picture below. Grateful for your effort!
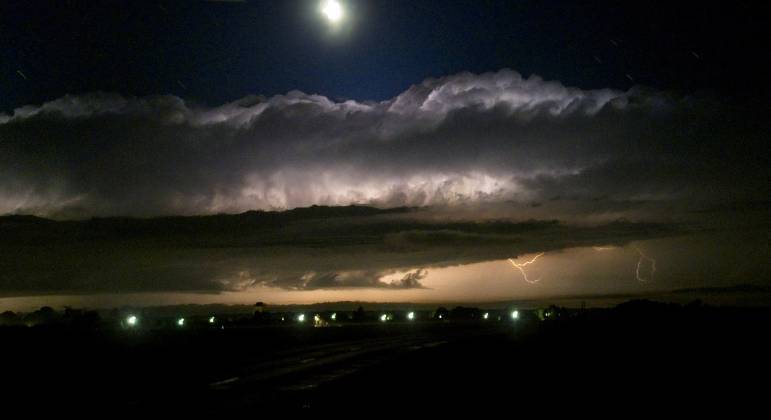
[123,310,521,328]
[123,315,217,328]
[293,310,520,323]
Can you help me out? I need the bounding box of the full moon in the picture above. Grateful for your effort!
[321,0,344,23]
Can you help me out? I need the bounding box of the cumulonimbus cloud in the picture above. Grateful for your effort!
[0,69,767,218]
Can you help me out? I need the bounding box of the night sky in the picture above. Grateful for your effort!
[0,0,769,309]
[3,0,768,110]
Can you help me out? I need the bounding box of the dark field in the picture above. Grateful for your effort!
[3,302,769,413]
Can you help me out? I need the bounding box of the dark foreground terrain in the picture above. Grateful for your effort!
[2,301,770,413]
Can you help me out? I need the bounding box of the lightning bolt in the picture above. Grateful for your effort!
[508,252,545,284]
[634,246,656,282]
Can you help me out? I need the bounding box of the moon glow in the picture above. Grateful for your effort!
[321,0,344,24]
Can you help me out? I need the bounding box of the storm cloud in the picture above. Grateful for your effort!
[2,69,766,219]
[0,207,683,296]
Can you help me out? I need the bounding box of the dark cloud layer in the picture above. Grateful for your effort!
[0,206,682,296]
[1,69,767,219]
